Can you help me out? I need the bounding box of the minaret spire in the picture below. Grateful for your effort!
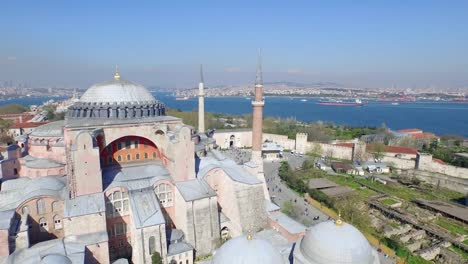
[198,64,205,133]
[200,64,204,84]
[255,49,263,86]
[114,64,120,80]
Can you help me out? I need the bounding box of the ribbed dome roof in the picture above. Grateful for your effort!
[80,78,156,104]
[298,221,379,264]
[212,234,283,264]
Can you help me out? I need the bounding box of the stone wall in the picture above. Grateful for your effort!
[382,156,416,170]
[402,169,468,193]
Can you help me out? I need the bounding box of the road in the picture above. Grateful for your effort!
[264,153,328,226]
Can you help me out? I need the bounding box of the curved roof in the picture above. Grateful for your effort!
[30,121,65,137]
[0,176,67,211]
[197,150,261,185]
[297,220,380,264]
[40,254,72,264]
[212,234,283,264]
[80,79,156,104]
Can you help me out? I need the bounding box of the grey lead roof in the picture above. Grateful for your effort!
[23,156,65,169]
[167,242,193,256]
[103,161,171,191]
[0,176,67,212]
[197,150,261,185]
[129,188,165,229]
[175,179,216,202]
[80,79,157,104]
[30,121,65,137]
[4,237,85,264]
[64,192,106,218]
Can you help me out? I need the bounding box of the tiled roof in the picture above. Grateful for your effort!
[10,121,48,129]
[397,128,423,133]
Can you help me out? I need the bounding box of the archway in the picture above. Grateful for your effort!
[229,135,235,148]
[100,136,161,167]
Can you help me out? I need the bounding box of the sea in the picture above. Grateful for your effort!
[2,93,467,137]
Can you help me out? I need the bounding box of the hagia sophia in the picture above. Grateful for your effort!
[0,53,382,264]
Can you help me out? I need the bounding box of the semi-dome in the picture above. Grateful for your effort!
[66,69,166,120]
[30,121,65,137]
[212,233,283,264]
[296,220,380,264]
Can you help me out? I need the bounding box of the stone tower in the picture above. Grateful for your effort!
[250,50,270,201]
[251,50,264,163]
[198,64,205,133]
[295,133,308,154]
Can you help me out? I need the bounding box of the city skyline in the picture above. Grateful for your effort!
[1,1,468,89]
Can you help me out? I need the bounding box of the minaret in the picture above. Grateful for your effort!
[251,50,264,163]
[250,49,270,201]
[198,64,205,133]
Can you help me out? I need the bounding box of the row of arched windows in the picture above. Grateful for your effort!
[22,199,60,216]
[39,215,62,232]
[107,151,158,164]
[154,183,173,207]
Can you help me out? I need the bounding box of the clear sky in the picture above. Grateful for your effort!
[1,0,468,90]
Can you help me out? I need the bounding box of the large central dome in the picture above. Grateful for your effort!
[66,69,166,120]
[80,79,156,104]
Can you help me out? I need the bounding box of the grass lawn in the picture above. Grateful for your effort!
[435,218,468,236]
[382,198,399,206]
[450,245,468,260]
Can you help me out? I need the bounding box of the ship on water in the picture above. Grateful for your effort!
[175,96,189,101]
[317,98,364,106]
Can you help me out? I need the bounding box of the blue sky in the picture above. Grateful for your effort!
[1,0,468,89]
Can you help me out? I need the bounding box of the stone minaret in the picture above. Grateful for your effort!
[250,50,270,201]
[251,50,264,163]
[198,64,205,133]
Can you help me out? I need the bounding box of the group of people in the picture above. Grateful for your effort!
[223,147,251,164]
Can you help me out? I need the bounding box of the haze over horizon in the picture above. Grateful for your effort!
[1,0,468,90]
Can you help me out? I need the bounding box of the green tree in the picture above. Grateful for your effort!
[151,251,163,264]
[281,201,296,217]
[368,142,386,160]
[0,104,28,114]
[308,143,323,157]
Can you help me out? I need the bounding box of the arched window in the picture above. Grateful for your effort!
[106,190,129,218]
[118,155,122,162]
[149,236,156,254]
[134,140,139,148]
[39,217,48,232]
[117,142,122,150]
[22,206,29,215]
[144,153,149,159]
[127,154,131,161]
[53,215,62,229]
[13,168,18,175]
[153,152,157,159]
[51,201,59,212]
[154,183,173,207]
[108,156,113,164]
[37,199,46,214]
[136,153,140,160]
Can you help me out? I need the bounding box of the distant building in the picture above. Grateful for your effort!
[331,162,359,175]
[262,141,283,160]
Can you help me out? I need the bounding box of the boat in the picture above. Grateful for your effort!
[452,98,468,103]
[317,99,364,106]
[391,102,399,105]
[175,96,189,101]
[300,99,307,102]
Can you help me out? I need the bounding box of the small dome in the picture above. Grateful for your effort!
[297,220,380,264]
[80,78,156,104]
[40,254,72,264]
[212,234,283,264]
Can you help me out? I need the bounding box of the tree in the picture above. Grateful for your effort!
[308,143,323,157]
[369,142,386,160]
[281,201,296,217]
[151,251,163,264]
